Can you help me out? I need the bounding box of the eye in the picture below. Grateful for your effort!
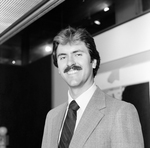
[76,53,82,57]
[59,56,66,60]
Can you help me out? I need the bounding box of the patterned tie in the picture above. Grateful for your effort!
[58,100,80,148]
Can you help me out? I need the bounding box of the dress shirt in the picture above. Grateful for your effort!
[68,82,97,130]
[58,83,97,143]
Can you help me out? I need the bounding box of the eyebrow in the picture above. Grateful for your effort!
[72,50,84,54]
[57,49,84,58]
[57,53,66,58]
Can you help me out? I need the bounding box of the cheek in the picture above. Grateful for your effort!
[58,61,65,70]
[58,64,67,77]
[57,65,63,75]
[82,59,92,68]
[84,63,93,75]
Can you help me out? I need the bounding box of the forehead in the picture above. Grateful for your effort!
[57,41,88,54]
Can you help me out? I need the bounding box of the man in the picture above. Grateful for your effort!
[41,27,144,148]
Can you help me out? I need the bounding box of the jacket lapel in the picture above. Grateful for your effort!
[50,103,67,147]
[70,88,106,148]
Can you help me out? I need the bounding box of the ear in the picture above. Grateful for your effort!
[92,59,97,69]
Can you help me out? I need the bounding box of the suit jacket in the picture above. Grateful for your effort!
[41,87,144,148]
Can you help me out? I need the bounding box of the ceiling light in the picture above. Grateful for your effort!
[94,20,101,25]
[104,7,109,12]
[12,60,16,64]
[45,45,53,53]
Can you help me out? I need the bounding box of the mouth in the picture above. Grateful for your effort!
[67,69,79,75]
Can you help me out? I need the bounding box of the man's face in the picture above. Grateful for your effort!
[56,41,96,89]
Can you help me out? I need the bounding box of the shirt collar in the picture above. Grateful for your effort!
[68,83,97,111]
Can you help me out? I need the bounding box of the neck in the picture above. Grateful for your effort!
[69,81,94,99]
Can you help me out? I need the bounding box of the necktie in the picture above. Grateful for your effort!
[58,100,80,148]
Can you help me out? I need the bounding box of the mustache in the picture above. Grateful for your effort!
[64,64,82,73]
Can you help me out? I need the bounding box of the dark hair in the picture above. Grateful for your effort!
[52,26,100,77]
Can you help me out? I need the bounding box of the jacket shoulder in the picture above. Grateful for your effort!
[104,91,138,115]
[46,102,67,119]
[95,87,137,112]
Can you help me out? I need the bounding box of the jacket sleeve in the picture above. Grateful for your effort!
[111,103,144,148]
[41,113,50,148]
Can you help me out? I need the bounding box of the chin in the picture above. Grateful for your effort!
[67,81,80,87]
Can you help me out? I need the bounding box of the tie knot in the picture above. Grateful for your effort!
[69,100,79,111]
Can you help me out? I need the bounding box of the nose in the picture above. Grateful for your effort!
[67,55,75,66]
